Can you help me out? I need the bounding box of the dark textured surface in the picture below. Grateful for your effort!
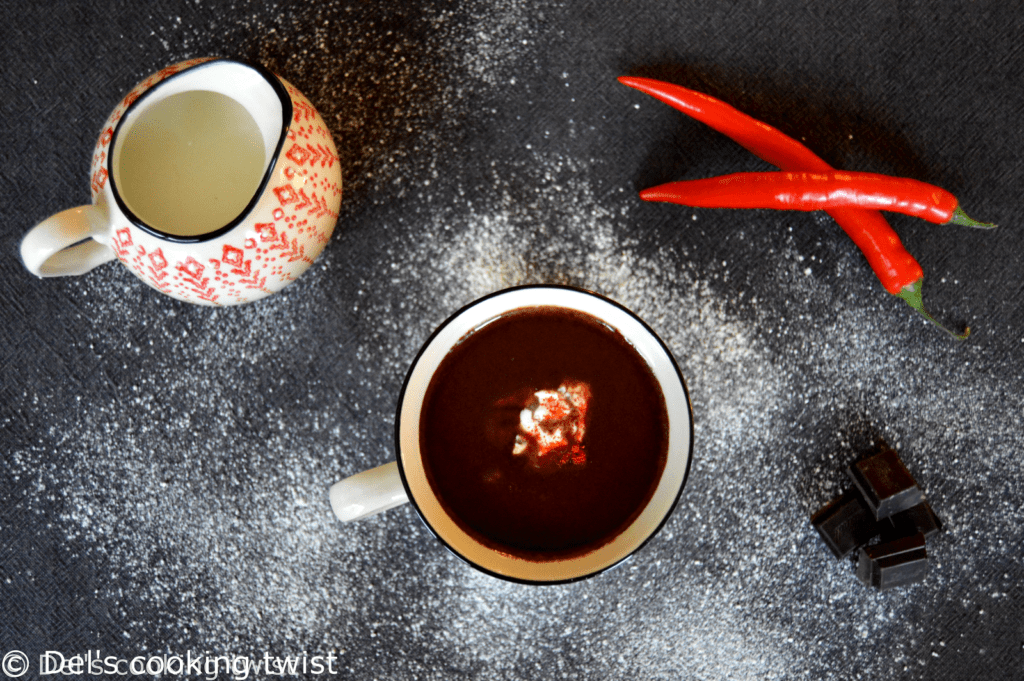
[2,1,1023,679]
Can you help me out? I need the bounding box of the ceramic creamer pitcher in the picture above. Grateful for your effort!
[20,57,342,305]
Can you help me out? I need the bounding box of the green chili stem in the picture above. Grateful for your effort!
[947,205,997,229]
[896,280,970,340]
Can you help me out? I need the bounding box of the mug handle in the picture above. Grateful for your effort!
[329,461,410,522]
[21,205,116,277]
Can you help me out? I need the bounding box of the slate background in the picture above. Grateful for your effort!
[2,1,1023,679]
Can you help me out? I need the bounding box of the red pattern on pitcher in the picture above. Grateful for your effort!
[93,60,340,305]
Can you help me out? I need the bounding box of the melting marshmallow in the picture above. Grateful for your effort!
[512,381,591,469]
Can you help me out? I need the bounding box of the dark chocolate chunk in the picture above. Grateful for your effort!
[856,533,928,589]
[811,489,883,559]
[885,501,943,540]
[847,449,924,520]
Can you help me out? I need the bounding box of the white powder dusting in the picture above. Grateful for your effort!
[7,0,1023,678]
[462,0,534,87]
[17,125,1024,681]
[383,155,1023,678]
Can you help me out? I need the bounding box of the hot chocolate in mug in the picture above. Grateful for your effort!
[20,57,341,305]
[330,286,694,583]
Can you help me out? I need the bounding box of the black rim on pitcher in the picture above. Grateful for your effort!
[106,58,293,244]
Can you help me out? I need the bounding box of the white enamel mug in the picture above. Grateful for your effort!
[20,57,341,305]
[330,286,694,583]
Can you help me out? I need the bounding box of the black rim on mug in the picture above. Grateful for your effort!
[394,285,695,584]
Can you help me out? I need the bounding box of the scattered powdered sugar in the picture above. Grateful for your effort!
[386,156,1024,679]
[7,1,1023,678]
[461,0,535,88]
[17,150,1024,678]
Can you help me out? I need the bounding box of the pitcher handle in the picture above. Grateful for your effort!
[21,205,116,277]
[329,461,410,522]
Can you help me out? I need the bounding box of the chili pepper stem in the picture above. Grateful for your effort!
[896,280,970,340]
[947,205,997,229]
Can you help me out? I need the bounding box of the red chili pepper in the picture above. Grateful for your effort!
[619,75,980,338]
[640,171,996,227]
